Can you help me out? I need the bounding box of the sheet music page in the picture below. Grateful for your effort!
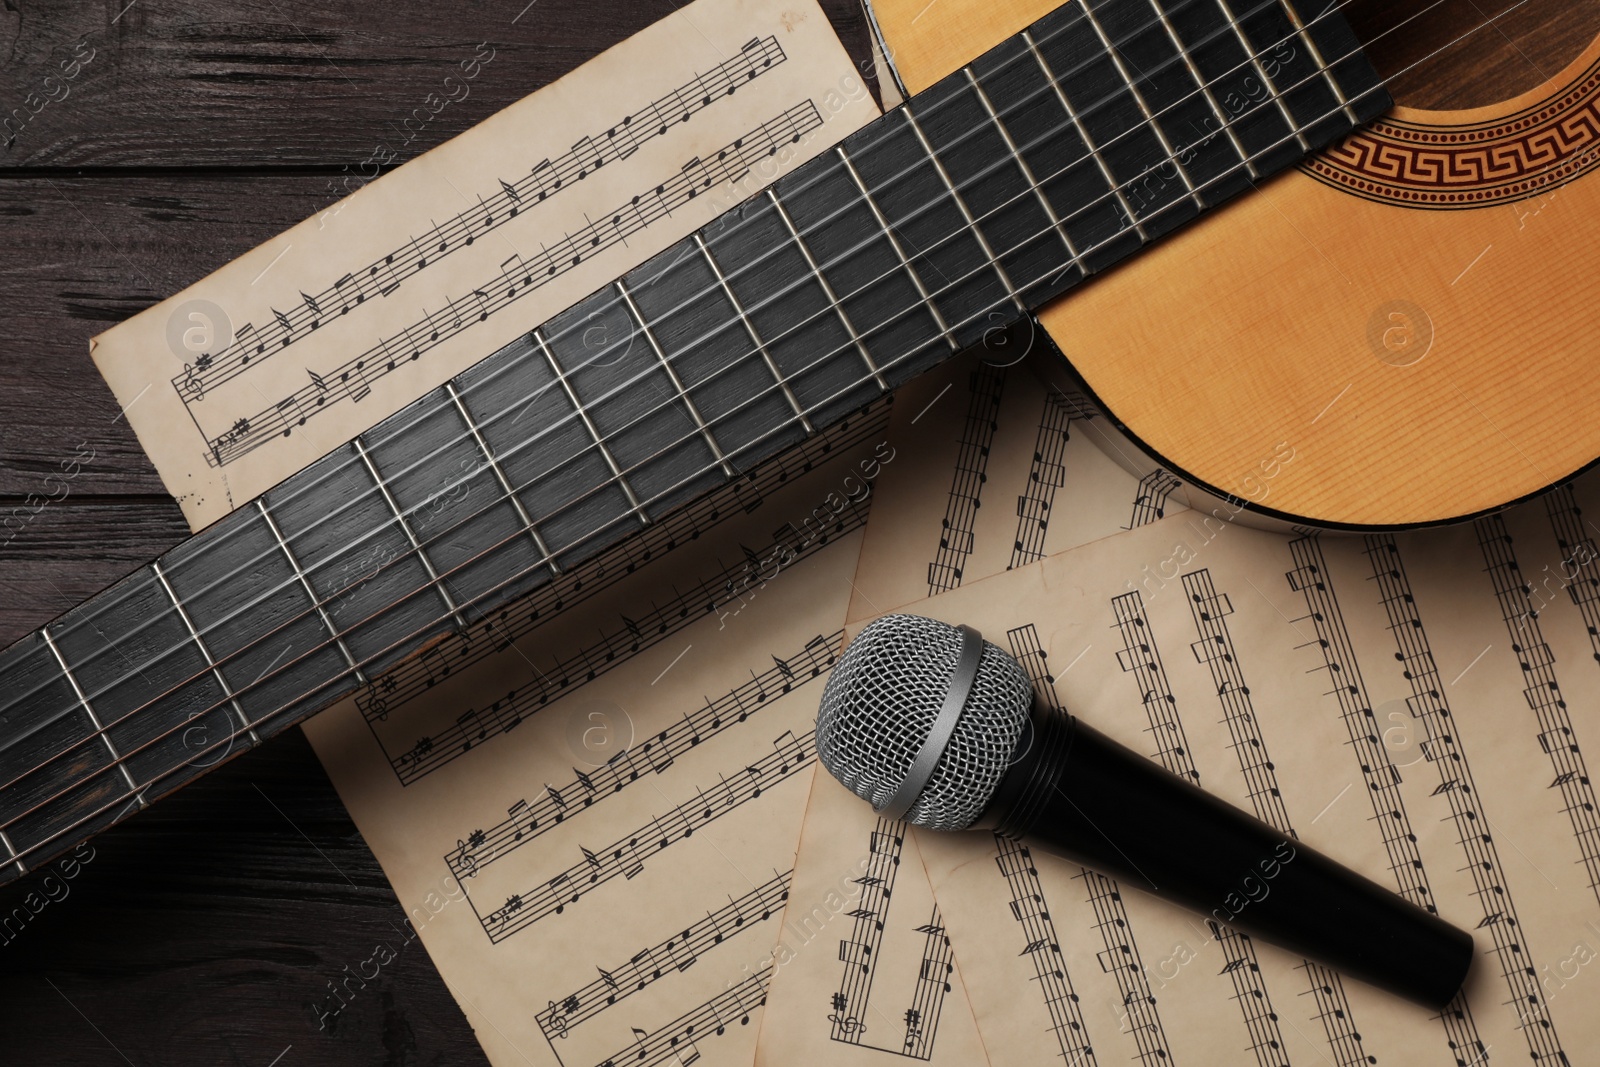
[90,0,878,530]
[753,769,990,1067]
[846,351,1186,624]
[851,472,1600,1067]
[303,409,884,1066]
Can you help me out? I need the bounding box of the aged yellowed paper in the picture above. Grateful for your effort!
[754,770,990,1067]
[861,477,1600,1065]
[92,0,878,530]
[302,411,897,1067]
[753,354,1187,1067]
[846,352,1186,624]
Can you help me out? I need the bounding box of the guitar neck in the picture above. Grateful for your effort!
[0,0,1386,884]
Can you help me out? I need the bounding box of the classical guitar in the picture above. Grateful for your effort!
[901,0,1600,529]
[0,0,1592,886]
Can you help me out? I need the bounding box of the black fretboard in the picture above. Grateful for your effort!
[0,0,1387,882]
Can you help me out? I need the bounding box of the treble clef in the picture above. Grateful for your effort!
[545,1001,569,1039]
[180,365,205,402]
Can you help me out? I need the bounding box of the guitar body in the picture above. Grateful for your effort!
[871,0,1600,528]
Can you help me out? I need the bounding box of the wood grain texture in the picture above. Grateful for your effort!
[0,0,1589,1060]
[0,728,488,1067]
[872,0,1600,525]
[0,176,334,497]
[0,0,868,168]
[0,2,871,1064]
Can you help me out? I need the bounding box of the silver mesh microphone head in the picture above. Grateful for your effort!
[815,614,1034,830]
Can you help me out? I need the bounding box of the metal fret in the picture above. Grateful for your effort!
[1143,0,1257,178]
[900,105,1031,312]
[691,234,814,431]
[761,191,890,393]
[613,280,739,479]
[444,382,561,577]
[1022,29,1152,241]
[1274,0,1359,124]
[533,329,651,524]
[352,438,466,630]
[40,628,143,802]
[1212,0,1313,152]
[834,146,962,353]
[0,827,22,877]
[150,560,261,745]
[255,498,368,686]
[1076,3,1206,211]
[962,68,1086,271]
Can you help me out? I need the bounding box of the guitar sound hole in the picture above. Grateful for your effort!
[1345,0,1600,112]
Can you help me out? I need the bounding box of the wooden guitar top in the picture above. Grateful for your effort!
[872,0,1600,526]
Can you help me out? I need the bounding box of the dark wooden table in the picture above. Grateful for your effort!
[0,1,1591,1063]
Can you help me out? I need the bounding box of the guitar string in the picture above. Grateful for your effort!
[0,0,1472,799]
[190,0,1308,487]
[6,0,1368,715]
[0,0,1505,858]
[0,0,1327,739]
[16,0,1250,696]
[0,0,1470,808]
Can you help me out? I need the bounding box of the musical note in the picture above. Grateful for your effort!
[233,322,257,361]
[420,645,450,687]
[383,493,848,788]
[619,837,646,881]
[680,156,713,201]
[372,415,889,793]
[570,135,604,179]
[642,742,674,775]
[588,969,769,1067]
[332,273,358,314]
[508,799,535,840]
[772,730,805,771]
[481,732,812,941]
[173,40,796,426]
[457,708,488,751]
[273,394,308,437]
[545,784,567,814]
[606,115,644,161]
[528,158,557,200]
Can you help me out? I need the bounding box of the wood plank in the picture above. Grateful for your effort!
[0,0,873,168]
[0,726,493,1066]
[0,176,332,497]
[0,495,188,646]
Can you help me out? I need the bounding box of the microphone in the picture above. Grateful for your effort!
[814,613,1474,1009]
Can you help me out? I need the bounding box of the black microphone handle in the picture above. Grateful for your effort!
[973,694,1474,1009]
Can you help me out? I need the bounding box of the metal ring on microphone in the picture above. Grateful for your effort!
[877,624,984,822]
